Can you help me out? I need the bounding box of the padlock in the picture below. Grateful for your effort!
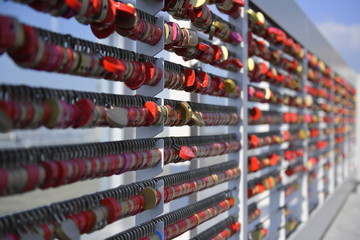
[54,214,81,240]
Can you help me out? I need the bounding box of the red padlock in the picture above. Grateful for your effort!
[39,161,60,189]
[249,107,262,121]
[249,134,259,148]
[21,165,40,192]
[0,168,9,195]
[179,146,195,160]
[100,197,122,223]
[101,56,125,80]
[249,157,260,172]
[0,16,25,51]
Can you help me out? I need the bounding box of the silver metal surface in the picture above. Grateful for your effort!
[291,179,355,240]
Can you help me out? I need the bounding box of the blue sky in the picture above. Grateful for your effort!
[296,0,360,24]
[295,0,360,73]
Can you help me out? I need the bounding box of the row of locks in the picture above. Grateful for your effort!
[0,0,357,240]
